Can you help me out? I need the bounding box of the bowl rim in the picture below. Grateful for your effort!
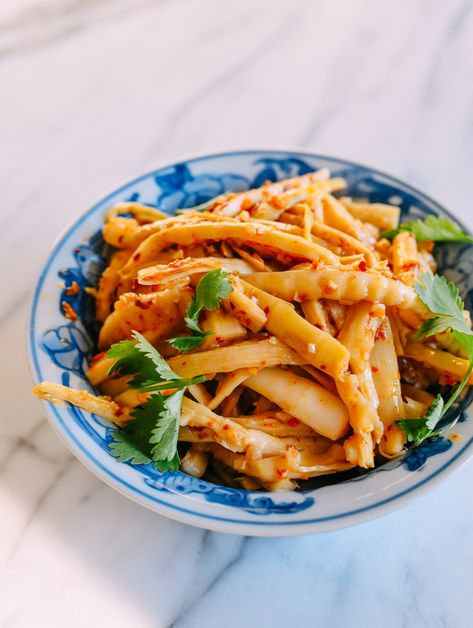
[28,148,473,535]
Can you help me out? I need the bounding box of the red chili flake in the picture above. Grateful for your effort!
[91,351,106,364]
[241,197,253,211]
[245,318,251,326]
[65,281,80,296]
[268,195,284,209]
[320,364,327,371]
[223,424,229,430]
[131,279,140,290]
[276,468,287,478]
[215,336,224,344]
[115,404,124,417]
[162,389,177,397]
[444,372,458,386]
[371,366,379,373]
[287,418,300,427]
[263,305,270,315]
[61,301,78,321]
[133,252,141,261]
[299,293,309,302]
[310,260,319,270]
[358,260,367,272]
[135,300,151,310]
[322,283,336,295]
[376,325,387,341]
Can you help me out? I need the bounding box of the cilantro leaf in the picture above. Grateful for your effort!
[106,329,206,473]
[414,273,472,340]
[452,330,473,357]
[396,395,444,446]
[108,400,157,464]
[107,331,201,388]
[132,331,181,381]
[382,216,473,242]
[184,315,205,334]
[415,273,463,318]
[149,389,184,471]
[168,269,233,353]
[195,269,234,310]
[108,430,152,465]
[108,391,185,471]
[107,339,161,388]
[168,333,212,353]
[396,273,473,446]
[134,375,204,392]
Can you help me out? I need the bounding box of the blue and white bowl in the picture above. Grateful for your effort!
[29,150,473,536]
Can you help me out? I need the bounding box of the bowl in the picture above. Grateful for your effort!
[29,149,473,536]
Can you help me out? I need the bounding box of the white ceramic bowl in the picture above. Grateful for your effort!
[29,150,473,535]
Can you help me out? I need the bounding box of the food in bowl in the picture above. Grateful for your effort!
[33,168,473,491]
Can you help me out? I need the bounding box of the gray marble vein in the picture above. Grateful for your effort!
[170,535,248,628]
[143,3,302,159]
[0,0,165,60]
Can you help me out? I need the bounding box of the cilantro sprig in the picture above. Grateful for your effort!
[107,330,204,471]
[396,273,473,445]
[382,215,473,242]
[396,395,444,445]
[414,273,473,340]
[169,269,233,353]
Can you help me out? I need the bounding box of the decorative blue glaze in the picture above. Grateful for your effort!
[143,475,314,515]
[155,163,248,212]
[30,151,473,533]
[42,325,92,376]
[402,437,453,471]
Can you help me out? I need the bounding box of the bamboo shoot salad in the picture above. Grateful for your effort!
[33,170,473,491]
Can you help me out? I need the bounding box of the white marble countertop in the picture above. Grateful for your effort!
[2,0,473,626]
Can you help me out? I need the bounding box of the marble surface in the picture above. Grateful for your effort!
[1,0,473,626]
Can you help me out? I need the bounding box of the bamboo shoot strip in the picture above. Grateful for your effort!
[244,367,350,440]
[120,221,339,277]
[239,279,350,379]
[244,268,421,310]
[168,338,305,379]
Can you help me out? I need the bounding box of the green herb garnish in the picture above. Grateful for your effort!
[395,273,473,445]
[107,330,204,471]
[382,216,473,242]
[168,269,233,353]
